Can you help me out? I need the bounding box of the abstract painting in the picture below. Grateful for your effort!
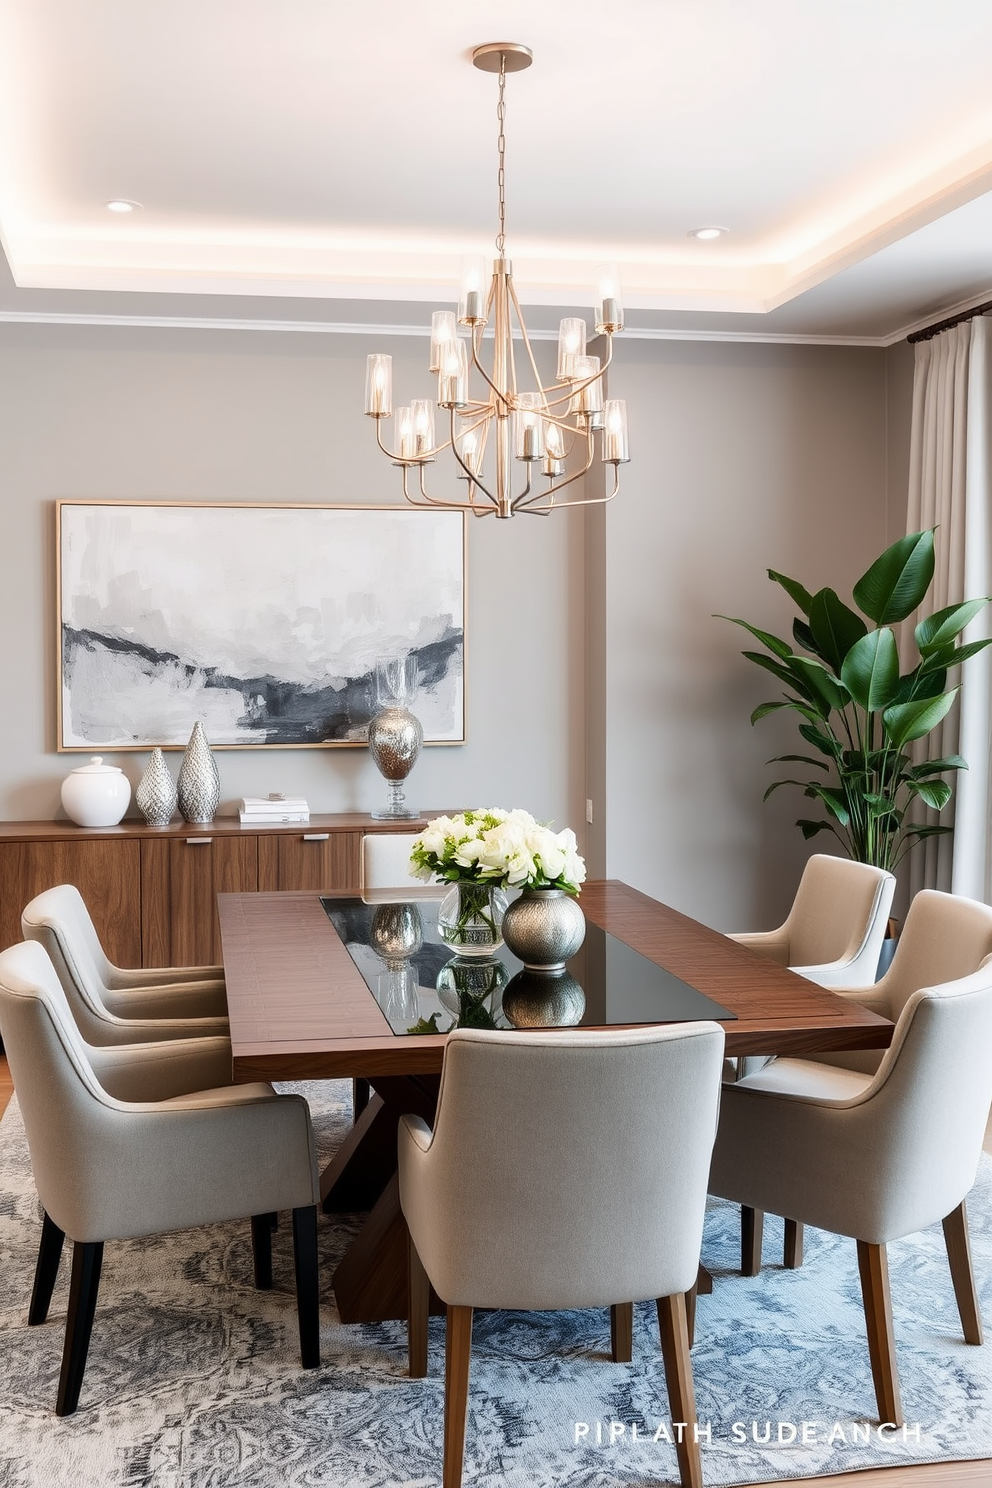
[57,502,466,748]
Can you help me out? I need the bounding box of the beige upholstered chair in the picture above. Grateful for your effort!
[740,888,992,1274]
[710,943,992,1426]
[730,854,895,988]
[22,884,229,1045]
[399,1023,725,1488]
[360,831,448,901]
[0,940,320,1416]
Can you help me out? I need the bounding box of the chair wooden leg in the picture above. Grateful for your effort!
[610,1302,634,1363]
[251,1213,274,1289]
[656,1293,703,1488]
[942,1200,984,1345]
[856,1240,903,1427]
[684,1282,698,1350]
[56,1240,103,1417]
[443,1304,473,1488]
[292,1205,321,1369]
[408,1233,430,1378]
[29,1211,66,1325]
[783,1219,804,1269]
[741,1205,764,1275]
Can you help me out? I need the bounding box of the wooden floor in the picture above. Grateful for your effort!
[0,1056,987,1488]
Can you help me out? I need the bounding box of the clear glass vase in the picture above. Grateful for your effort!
[436,881,508,957]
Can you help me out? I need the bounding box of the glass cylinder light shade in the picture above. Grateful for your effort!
[458,421,487,478]
[544,419,566,477]
[557,317,586,381]
[569,355,604,426]
[411,399,435,458]
[514,392,545,461]
[364,353,393,417]
[602,399,630,463]
[395,406,415,460]
[430,311,458,373]
[437,338,468,408]
[458,255,487,323]
[595,262,624,333]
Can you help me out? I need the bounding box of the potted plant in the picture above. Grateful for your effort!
[722,529,991,873]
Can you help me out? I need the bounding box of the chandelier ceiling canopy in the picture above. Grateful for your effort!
[364,42,629,520]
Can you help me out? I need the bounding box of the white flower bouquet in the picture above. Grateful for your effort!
[409,807,586,895]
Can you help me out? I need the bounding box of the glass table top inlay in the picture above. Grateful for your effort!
[320,896,736,1034]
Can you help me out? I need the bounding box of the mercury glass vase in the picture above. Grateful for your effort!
[501,887,586,971]
[135,747,178,826]
[437,881,508,957]
[177,722,221,824]
[368,706,423,820]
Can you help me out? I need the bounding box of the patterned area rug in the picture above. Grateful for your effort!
[1,1080,991,1488]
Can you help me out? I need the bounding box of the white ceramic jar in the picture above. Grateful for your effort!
[60,756,132,827]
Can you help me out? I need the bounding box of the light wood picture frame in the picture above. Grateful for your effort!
[57,501,466,750]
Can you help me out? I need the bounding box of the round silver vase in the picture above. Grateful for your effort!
[136,747,178,826]
[177,722,221,824]
[501,887,586,971]
[368,706,423,820]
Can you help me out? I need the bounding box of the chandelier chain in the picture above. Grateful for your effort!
[496,54,507,256]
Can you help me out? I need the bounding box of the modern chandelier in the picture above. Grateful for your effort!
[364,42,630,519]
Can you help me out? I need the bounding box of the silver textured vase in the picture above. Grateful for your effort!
[135,747,178,826]
[501,887,586,971]
[177,722,221,824]
[368,706,423,820]
[369,902,424,964]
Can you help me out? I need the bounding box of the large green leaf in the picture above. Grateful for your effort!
[882,688,958,748]
[798,722,842,757]
[840,628,900,711]
[750,698,819,725]
[920,637,992,673]
[741,651,814,698]
[718,615,793,660]
[894,665,947,701]
[906,755,968,778]
[769,754,829,770]
[797,818,839,840]
[792,618,818,654]
[915,599,988,653]
[908,778,953,811]
[802,783,850,824]
[808,588,867,671]
[768,569,813,615]
[852,530,935,624]
[790,657,849,715]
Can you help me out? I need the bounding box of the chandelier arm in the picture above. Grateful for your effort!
[512,427,596,511]
[469,320,505,408]
[507,277,550,404]
[531,465,623,509]
[399,464,443,509]
[447,407,499,510]
[536,334,615,415]
[375,417,457,467]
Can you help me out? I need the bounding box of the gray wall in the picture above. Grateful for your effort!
[596,339,890,930]
[0,320,897,930]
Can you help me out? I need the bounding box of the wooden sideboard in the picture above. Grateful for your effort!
[0,814,444,968]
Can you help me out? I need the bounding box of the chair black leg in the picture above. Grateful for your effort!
[353,1078,371,1120]
[292,1205,320,1369]
[56,1241,103,1417]
[29,1211,66,1325]
[251,1213,275,1289]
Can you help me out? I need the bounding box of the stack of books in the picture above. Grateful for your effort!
[239,795,310,825]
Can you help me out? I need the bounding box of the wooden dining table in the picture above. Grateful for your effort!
[219,879,893,1322]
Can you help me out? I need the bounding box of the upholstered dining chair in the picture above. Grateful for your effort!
[399,1023,726,1488]
[740,888,992,1274]
[730,853,896,988]
[360,831,440,898]
[22,884,229,1045]
[709,944,992,1427]
[0,940,321,1416]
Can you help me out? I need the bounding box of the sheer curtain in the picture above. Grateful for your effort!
[906,315,992,901]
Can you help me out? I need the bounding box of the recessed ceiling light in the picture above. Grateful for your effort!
[687,226,728,241]
[106,199,142,213]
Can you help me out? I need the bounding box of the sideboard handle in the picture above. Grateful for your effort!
[302,833,329,841]
[185,837,212,845]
